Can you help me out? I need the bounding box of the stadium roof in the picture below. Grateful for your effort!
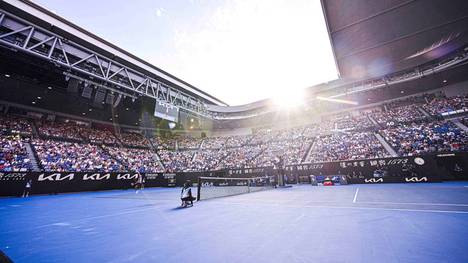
[0,0,227,106]
[321,0,468,79]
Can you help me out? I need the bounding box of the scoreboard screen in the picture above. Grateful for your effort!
[154,101,179,122]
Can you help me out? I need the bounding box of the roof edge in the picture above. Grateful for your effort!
[15,0,228,106]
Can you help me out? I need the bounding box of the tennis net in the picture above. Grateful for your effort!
[197,176,275,201]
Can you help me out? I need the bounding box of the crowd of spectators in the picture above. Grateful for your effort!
[300,113,374,134]
[118,132,149,148]
[302,122,334,137]
[158,150,194,172]
[334,114,357,130]
[150,136,176,150]
[37,121,83,141]
[190,149,229,171]
[80,127,118,145]
[422,94,468,116]
[249,129,284,145]
[201,137,227,149]
[37,122,153,148]
[177,137,203,149]
[306,132,389,163]
[381,121,468,156]
[25,115,466,172]
[104,146,164,173]
[0,135,32,172]
[0,115,32,135]
[218,145,264,169]
[274,128,304,141]
[370,104,426,127]
[350,114,375,131]
[250,139,312,167]
[1,93,467,173]
[33,139,124,172]
[225,135,253,148]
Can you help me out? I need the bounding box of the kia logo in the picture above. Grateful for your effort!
[405,177,428,182]
[364,178,383,183]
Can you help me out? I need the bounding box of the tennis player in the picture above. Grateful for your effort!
[180,181,195,207]
[22,179,32,197]
[133,173,144,194]
[276,155,285,186]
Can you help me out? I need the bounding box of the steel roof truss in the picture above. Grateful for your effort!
[0,9,208,116]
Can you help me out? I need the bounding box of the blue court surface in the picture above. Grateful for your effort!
[1,182,468,263]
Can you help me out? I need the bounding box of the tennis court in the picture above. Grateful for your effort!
[1,182,468,263]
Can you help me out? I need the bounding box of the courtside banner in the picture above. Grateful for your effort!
[36,172,144,194]
[349,176,436,184]
[434,152,468,180]
[285,155,444,183]
[145,173,177,187]
[0,172,144,196]
[0,172,28,196]
[1,153,464,196]
[227,167,273,177]
[175,170,226,186]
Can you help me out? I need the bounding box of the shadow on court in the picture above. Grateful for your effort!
[0,182,467,263]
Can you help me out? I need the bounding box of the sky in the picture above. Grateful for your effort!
[32,0,338,106]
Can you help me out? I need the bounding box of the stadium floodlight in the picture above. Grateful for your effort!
[316,96,358,105]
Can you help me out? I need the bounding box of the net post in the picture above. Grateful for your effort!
[197,177,201,201]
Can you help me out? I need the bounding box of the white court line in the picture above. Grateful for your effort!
[209,200,468,214]
[353,188,359,203]
[36,205,169,230]
[292,213,305,224]
[0,206,165,235]
[304,204,468,214]
[206,197,468,207]
[356,201,468,207]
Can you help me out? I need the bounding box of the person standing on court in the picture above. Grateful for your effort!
[276,155,285,186]
[22,179,32,197]
[132,172,144,194]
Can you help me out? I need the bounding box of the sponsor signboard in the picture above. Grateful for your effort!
[1,153,465,196]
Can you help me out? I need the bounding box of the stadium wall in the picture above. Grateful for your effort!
[1,153,466,196]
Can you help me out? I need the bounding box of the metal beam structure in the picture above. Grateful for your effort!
[1,2,467,122]
[0,8,212,117]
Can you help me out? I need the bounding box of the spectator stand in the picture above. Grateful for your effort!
[1,100,467,174]
[305,131,389,163]
[0,114,33,136]
[103,146,164,173]
[0,134,33,172]
[32,139,125,172]
[118,130,151,149]
[80,125,120,146]
[36,120,86,143]
[178,136,203,150]
[380,120,468,156]
[422,93,468,118]
[370,104,428,128]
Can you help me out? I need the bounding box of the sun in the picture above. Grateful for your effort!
[272,89,305,109]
